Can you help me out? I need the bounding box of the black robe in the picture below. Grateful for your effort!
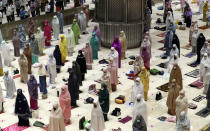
[68,69,79,106]
[132,114,147,131]
[53,45,62,67]
[72,61,82,85]
[98,85,109,114]
[207,84,210,100]
[147,0,152,14]
[76,51,87,74]
[196,33,206,63]
[172,34,180,57]
[15,89,31,126]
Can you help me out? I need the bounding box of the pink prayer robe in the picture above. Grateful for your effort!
[59,86,71,124]
[44,20,52,46]
[82,43,93,69]
[107,60,118,85]
[140,45,151,70]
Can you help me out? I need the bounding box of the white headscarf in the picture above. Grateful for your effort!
[108,47,118,66]
[131,78,144,103]
[176,111,190,131]
[132,94,147,125]
[91,102,105,131]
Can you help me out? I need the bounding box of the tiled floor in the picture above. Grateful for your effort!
[0,0,209,131]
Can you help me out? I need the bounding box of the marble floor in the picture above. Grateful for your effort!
[0,0,209,131]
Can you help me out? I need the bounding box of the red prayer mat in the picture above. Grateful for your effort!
[189,80,204,89]
[13,74,20,79]
[158,39,165,44]
[156,32,166,37]
[158,47,165,51]
[198,25,209,30]
[118,116,132,124]
[3,123,29,131]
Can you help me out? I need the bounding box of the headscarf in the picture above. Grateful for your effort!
[108,47,119,59]
[132,114,147,131]
[91,102,105,131]
[176,111,190,131]
[200,41,210,57]
[169,44,179,61]
[59,86,70,101]
[0,85,3,103]
[15,89,31,117]
[133,94,147,124]
[52,15,59,25]
[53,45,62,66]
[140,45,151,61]
[48,54,56,65]
[27,75,38,99]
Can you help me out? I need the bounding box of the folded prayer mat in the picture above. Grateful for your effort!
[195,108,210,118]
[156,83,169,92]
[185,69,200,78]
[189,80,204,89]
[118,116,132,124]
[192,95,205,102]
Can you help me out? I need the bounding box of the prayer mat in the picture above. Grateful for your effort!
[157,116,167,121]
[199,25,209,30]
[118,116,132,124]
[158,39,165,44]
[42,124,49,131]
[3,123,29,131]
[193,12,201,15]
[13,74,20,79]
[195,108,210,118]
[200,124,210,131]
[192,95,205,102]
[189,80,204,89]
[187,62,199,67]
[185,69,200,78]
[158,47,165,51]
[181,44,191,50]
[156,83,169,92]
[40,53,46,56]
[156,62,168,69]
[156,32,166,37]
[183,52,195,58]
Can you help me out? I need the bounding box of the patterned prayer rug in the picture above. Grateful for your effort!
[192,95,205,102]
[185,69,200,78]
[156,83,169,92]
[196,108,210,118]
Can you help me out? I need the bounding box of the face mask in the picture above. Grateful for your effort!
[137,120,140,123]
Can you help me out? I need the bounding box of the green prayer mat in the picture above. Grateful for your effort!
[156,83,169,92]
